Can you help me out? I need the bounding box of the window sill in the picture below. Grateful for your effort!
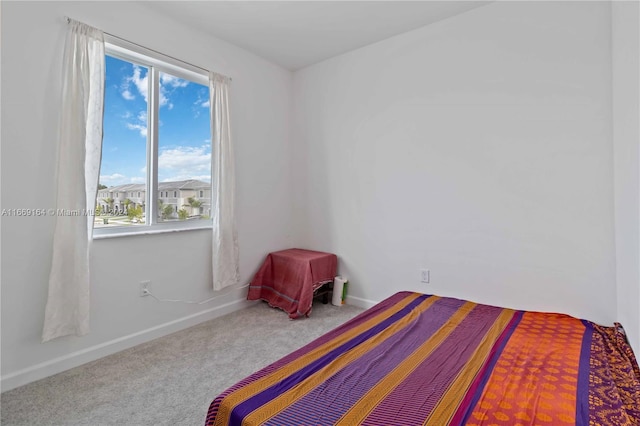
[93,223,212,240]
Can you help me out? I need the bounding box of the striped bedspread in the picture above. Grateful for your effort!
[206,292,640,425]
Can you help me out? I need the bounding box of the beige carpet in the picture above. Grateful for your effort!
[1,301,364,425]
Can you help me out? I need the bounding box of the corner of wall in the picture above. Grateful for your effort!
[611,1,640,356]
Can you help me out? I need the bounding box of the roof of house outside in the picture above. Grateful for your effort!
[101,179,211,192]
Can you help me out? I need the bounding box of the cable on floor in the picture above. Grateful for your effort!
[144,283,250,305]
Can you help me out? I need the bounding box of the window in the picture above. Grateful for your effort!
[95,40,212,236]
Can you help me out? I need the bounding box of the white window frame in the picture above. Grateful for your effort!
[94,37,212,239]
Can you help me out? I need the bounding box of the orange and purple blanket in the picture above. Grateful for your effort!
[206,292,640,425]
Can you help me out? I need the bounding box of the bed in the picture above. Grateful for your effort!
[205,291,640,425]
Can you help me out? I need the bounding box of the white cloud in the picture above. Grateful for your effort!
[192,98,209,118]
[101,173,126,181]
[193,97,210,118]
[100,173,127,186]
[121,68,187,110]
[125,110,148,138]
[160,73,187,109]
[121,90,135,100]
[99,173,145,187]
[194,98,210,108]
[126,123,147,138]
[161,73,189,88]
[158,145,211,182]
[130,65,149,103]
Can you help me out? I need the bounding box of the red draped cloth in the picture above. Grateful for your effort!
[247,248,337,319]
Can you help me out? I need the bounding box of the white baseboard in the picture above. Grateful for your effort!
[1,298,254,392]
[345,295,379,310]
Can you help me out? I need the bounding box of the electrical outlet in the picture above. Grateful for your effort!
[420,269,430,283]
[140,280,151,297]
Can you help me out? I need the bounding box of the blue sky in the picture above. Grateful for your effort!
[100,55,211,187]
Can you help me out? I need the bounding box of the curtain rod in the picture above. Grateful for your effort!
[65,16,231,80]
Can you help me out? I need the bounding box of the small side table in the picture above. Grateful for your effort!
[247,248,337,319]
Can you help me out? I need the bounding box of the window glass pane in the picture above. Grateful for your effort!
[157,71,211,223]
[96,55,148,228]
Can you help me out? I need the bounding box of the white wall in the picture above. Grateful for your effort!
[1,1,294,390]
[293,2,618,327]
[612,2,640,356]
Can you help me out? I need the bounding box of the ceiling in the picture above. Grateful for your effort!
[144,1,489,71]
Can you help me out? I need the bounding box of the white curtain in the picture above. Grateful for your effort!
[42,20,104,342]
[210,72,240,290]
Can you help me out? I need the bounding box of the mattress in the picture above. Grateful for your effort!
[206,291,640,425]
